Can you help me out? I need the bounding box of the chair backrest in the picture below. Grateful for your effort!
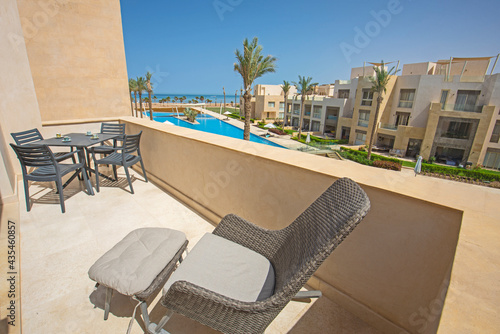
[100,123,126,136]
[11,128,44,145]
[10,144,56,169]
[270,178,370,297]
[122,131,142,154]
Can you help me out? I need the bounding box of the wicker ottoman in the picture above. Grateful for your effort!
[88,228,188,329]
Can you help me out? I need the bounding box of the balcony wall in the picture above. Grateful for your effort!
[121,116,462,334]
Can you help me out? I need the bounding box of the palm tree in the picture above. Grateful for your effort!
[292,75,318,140]
[281,80,292,127]
[166,96,171,104]
[145,71,154,120]
[223,87,226,114]
[366,61,398,160]
[136,76,147,118]
[129,78,138,117]
[234,37,277,140]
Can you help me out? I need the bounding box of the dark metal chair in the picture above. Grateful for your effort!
[87,123,126,177]
[150,177,371,334]
[10,143,92,213]
[92,131,148,194]
[11,128,76,163]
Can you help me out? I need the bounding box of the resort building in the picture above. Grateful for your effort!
[286,59,500,168]
[246,84,296,120]
[1,1,499,333]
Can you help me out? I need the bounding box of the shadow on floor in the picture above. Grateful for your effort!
[287,297,381,334]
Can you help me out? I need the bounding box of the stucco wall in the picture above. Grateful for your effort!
[16,0,130,122]
[121,117,462,334]
[0,0,43,203]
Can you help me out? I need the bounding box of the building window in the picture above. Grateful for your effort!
[338,89,350,98]
[313,105,322,119]
[311,121,320,132]
[292,117,299,126]
[279,102,284,111]
[454,90,480,112]
[442,121,472,139]
[293,105,300,115]
[361,89,373,106]
[398,89,416,108]
[440,90,449,109]
[395,112,410,126]
[483,149,500,169]
[268,101,275,108]
[355,131,367,145]
[358,110,370,127]
[305,105,311,116]
[278,112,284,119]
[490,121,500,143]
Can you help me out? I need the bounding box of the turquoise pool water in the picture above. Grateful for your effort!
[151,112,285,148]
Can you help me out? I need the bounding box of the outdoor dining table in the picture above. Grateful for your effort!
[35,132,119,195]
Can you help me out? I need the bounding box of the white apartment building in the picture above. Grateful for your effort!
[285,57,500,168]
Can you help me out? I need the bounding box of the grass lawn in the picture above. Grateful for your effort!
[402,161,416,168]
[205,107,240,114]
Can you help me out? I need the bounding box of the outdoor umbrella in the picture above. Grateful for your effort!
[414,155,423,176]
[223,111,232,120]
[305,132,311,144]
[264,123,276,129]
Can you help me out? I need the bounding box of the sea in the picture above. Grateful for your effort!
[150,93,238,104]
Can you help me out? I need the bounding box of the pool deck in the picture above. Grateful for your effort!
[5,167,380,334]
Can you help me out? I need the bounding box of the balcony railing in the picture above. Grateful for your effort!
[442,103,483,113]
[358,119,369,127]
[380,123,398,130]
[326,115,338,121]
[398,101,414,108]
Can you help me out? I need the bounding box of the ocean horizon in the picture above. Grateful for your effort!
[146,93,239,104]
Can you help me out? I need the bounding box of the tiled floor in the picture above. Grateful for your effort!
[17,167,379,333]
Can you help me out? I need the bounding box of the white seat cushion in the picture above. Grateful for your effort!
[163,233,275,302]
[89,228,186,296]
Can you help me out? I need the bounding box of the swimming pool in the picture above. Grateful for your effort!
[151,113,286,148]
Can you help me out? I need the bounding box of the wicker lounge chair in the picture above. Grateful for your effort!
[150,177,370,334]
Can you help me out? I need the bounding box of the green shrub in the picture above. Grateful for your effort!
[421,164,500,182]
[338,151,373,166]
[373,160,402,171]
[340,147,402,164]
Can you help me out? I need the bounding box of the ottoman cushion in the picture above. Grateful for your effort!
[89,228,186,296]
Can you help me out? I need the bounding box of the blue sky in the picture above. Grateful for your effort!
[120,0,500,94]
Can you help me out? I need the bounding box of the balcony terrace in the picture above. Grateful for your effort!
[2,117,500,334]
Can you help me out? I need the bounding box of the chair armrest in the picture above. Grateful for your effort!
[213,214,285,260]
[54,150,79,161]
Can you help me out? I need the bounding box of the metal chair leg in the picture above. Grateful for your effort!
[56,180,65,213]
[148,309,174,334]
[139,301,150,328]
[95,162,100,192]
[23,179,31,212]
[139,159,148,182]
[104,287,113,320]
[124,166,134,194]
